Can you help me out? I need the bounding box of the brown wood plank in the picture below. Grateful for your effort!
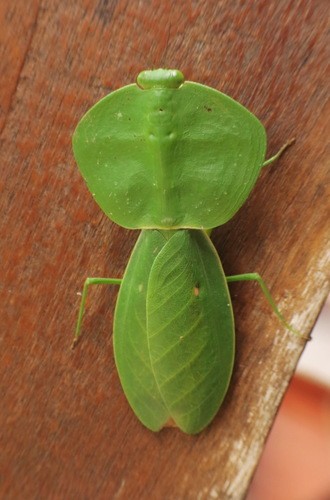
[0,1,329,498]
[0,0,39,132]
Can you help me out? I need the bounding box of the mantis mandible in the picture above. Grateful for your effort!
[72,68,303,434]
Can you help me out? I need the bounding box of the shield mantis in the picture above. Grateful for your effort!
[72,68,304,435]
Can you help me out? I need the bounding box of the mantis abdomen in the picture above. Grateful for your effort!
[114,229,235,434]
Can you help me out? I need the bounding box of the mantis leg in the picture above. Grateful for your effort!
[226,273,309,340]
[262,138,295,167]
[72,277,122,349]
[202,139,295,237]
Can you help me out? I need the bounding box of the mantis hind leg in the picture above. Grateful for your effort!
[226,272,309,340]
[72,277,122,349]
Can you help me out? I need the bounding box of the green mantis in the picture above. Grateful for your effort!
[72,68,302,435]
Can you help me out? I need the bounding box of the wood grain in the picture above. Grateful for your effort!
[0,1,329,498]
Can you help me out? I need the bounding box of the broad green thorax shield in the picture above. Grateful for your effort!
[73,69,266,229]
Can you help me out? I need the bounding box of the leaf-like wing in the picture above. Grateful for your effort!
[147,230,235,434]
[113,230,170,431]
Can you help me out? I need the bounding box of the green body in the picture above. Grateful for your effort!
[73,69,267,433]
[73,69,266,230]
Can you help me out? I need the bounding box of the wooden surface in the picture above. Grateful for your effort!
[1,1,329,498]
